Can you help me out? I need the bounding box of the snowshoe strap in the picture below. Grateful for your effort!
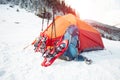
[33,32,48,53]
[41,40,68,67]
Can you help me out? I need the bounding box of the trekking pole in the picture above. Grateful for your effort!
[23,44,32,50]
[41,7,46,31]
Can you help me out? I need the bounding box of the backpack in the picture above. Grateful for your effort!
[60,25,80,60]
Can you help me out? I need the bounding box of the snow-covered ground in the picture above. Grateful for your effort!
[0,4,120,80]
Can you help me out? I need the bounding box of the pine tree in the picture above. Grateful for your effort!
[0,0,76,17]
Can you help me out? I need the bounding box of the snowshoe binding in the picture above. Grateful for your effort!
[41,40,68,67]
[33,32,48,53]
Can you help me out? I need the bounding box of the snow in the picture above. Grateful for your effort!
[0,4,120,80]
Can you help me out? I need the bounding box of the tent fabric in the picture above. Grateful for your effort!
[43,14,104,53]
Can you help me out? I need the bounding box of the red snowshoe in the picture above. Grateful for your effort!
[32,32,48,53]
[41,40,68,67]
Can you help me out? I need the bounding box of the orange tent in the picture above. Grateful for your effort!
[43,14,104,53]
